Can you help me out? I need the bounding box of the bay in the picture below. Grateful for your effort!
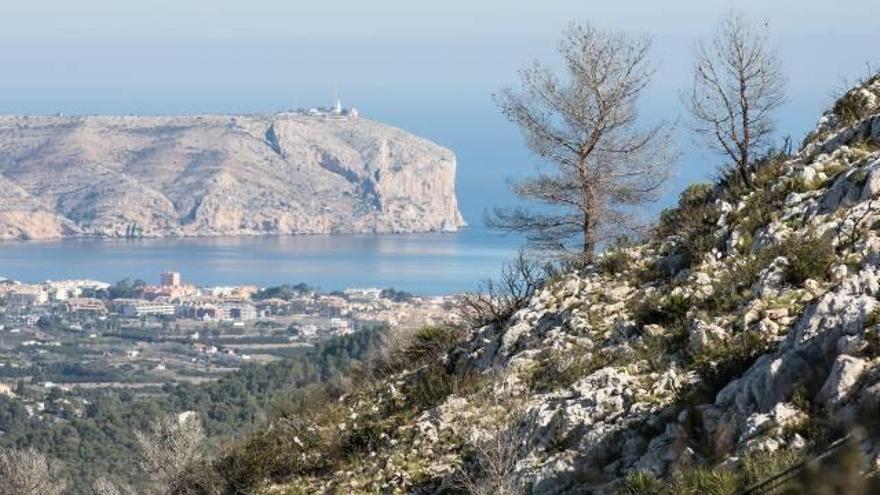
[0,228,522,295]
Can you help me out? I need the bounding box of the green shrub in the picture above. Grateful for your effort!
[738,448,803,487]
[339,413,397,457]
[403,326,466,364]
[526,348,611,393]
[833,78,880,126]
[656,183,720,269]
[633,292,691,328]
[399,363,481,413]
[619,470,664,494]
[700,232,833,316]
[690,331,773,392]
[715,140,791,201]
[752,143,792,189]
[669,466,739,495]
[627,334,674,374]
[214,414,336,493]
[700,263,762,314]
[851,168,870,188]
[780,234,835,286]
[598,247,633,275]
[726,184,789,239]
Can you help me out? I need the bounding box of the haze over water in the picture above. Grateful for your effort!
[0,229,521,295]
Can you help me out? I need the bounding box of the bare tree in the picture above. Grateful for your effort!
[490,22,675,263]
[0,447,65,495]
[449,411,525,495]
[684,10,787,189]
[136,411,206,492]
[455,251,543,328]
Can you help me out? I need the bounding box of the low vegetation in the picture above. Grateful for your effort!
[832,74,880,126]
[0,329,386,493]
[455,251,544,329]
[180,324,476,493]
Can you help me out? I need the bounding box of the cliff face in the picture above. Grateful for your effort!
[0,114,465,240]
[213,76,880,494]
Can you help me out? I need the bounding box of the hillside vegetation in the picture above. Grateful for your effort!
[0,329,386,493]
[158,76,880,494]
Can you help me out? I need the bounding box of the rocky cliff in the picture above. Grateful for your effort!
[191,76,880,494]
[0,114,465,240]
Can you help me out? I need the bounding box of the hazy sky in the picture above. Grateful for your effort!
[1,1,879,223]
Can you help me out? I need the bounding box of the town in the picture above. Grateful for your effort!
[0,271,456,395]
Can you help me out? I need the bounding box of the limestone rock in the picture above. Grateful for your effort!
[688,319,728,353]
[817,354,868,405]
[0,114,465,239]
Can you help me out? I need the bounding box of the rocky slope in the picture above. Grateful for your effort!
[193,77,880,494]
[0,114,464,240]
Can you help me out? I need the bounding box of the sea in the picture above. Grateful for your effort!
[0,228,523,295]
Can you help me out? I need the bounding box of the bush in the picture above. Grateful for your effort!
[669,466,739,495]
[656,183,720,268]
[598,247,633,275]
[617,441,880,495]
[781,235,835,286]
[832,76,880,126]
[633,292,691,328]
[619,470,664,495]
[690,330,773,392]
[403,326,466,364]
[136,413,207,493]
[214,414,335,493]
[714,138,790,201]
[699,258,766,314]
[0,447,66,495]
[456,251,544,328]
[525,347,610,393]
[738,448,803,488]
[700,232,832,316]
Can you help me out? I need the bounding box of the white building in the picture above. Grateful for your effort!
[224,303,257,321]
[116,299,176,318]
[7,288,48,307]
[344,288,382,302]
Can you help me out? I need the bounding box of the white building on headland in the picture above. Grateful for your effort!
[281,92,359,119]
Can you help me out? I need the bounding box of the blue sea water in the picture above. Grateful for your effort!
[0,228,523,295]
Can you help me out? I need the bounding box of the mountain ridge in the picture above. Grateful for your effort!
[0,113,465,240]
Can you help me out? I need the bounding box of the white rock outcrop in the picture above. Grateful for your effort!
[0,114,465,239]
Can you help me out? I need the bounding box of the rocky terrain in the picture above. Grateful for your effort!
[0,113,464,240]
[172,77,880,494]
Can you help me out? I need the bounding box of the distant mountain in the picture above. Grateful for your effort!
[0,113,465,240]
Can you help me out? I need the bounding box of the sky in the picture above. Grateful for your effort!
[0,1,879,224]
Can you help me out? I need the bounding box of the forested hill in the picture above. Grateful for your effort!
[0,328,386,493]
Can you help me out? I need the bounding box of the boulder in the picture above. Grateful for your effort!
[816,355,868,405]
[688,319,728,353]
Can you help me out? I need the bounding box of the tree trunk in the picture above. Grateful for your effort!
[739,76,754,189]
[582,184,597,264]
[739,158,753,189]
